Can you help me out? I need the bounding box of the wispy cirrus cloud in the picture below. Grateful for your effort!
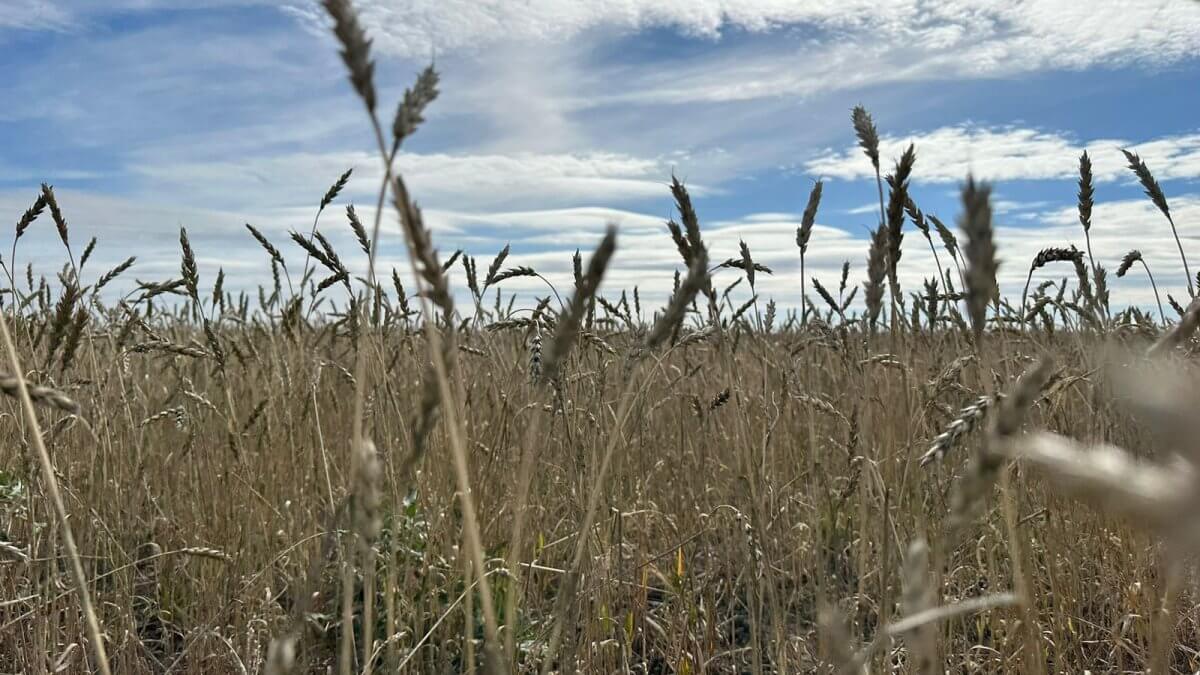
[295,0,1199,66]
[287,0,1200,109]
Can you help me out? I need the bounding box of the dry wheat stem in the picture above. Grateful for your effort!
[0,307,110,674]
[538,349,676,674]
[386,173,506,672]
[381,138,505,674]
[503,390,550,662]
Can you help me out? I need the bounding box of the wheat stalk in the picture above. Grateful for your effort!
[1123,148,1192,297]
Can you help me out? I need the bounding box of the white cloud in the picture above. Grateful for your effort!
[742,212,802,223]
[130,149,685,213]
[806,126,1200,183]
[284,0,1200,109]
[0,0,275,32]
[990,195,1200,311]
[429,207,667,244]
[0,189,281,298]
[0,164,105,182]
[302,1,1200,67]
[993,199,1053,215]
[434,195,1200,316]
[293,0,872,56]
[0,0,70,31]
[398,151,676,207]
[3,183,1192,318]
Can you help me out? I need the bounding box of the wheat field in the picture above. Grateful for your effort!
[3,2,1200,674]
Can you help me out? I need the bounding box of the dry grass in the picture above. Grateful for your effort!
[4,3,1200,673]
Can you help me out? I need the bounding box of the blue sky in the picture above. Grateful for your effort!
[2,0,1200,312]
